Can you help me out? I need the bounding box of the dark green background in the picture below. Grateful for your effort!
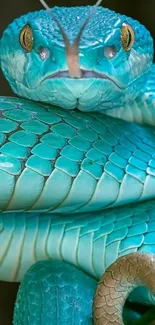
[0,1,155,324]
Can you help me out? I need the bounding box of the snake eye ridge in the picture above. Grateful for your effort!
[121,23,135,51]
[19,25,33,52]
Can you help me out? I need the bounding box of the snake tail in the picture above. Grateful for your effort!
[93,252,155,325]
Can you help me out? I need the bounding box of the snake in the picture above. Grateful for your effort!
[1,1,155,324]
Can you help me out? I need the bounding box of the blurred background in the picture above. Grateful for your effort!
[0,0,155,324]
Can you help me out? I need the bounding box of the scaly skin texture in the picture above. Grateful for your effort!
[13,261,97,325]
[94,253,155,325]
[0,4,155,325]
[1,97,155,213]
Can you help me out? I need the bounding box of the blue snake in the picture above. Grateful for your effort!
[1,2,155,324]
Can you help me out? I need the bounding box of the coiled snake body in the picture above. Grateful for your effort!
[0,3,155,324]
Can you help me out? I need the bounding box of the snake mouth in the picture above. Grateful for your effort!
[42,69,123,89]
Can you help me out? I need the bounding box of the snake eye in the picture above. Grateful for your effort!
[121,23,135,51]
[19,25,33,52]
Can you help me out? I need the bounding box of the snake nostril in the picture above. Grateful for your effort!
[38,47,50,61]
[104,46,117,59]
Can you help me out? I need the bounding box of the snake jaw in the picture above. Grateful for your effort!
[42,69,123,89]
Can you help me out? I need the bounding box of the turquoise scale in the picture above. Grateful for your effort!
[0,197,155,308]
[1,98,155,213]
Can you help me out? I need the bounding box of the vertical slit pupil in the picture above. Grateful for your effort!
[23,30,27,48]
[127,29,132,48]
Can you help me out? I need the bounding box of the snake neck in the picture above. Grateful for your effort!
[1,98,155,215]
[104,64,155,125]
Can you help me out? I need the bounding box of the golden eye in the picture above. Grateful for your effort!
[19,25,33,52]
[121,23,135,51]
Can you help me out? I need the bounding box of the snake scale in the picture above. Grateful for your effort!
[1,1,155,324]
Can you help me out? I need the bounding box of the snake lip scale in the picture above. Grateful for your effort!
[42,69,123,88]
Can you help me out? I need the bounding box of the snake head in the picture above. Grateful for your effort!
[0,6,153,112]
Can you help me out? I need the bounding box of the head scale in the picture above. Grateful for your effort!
[39,0,102,78]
